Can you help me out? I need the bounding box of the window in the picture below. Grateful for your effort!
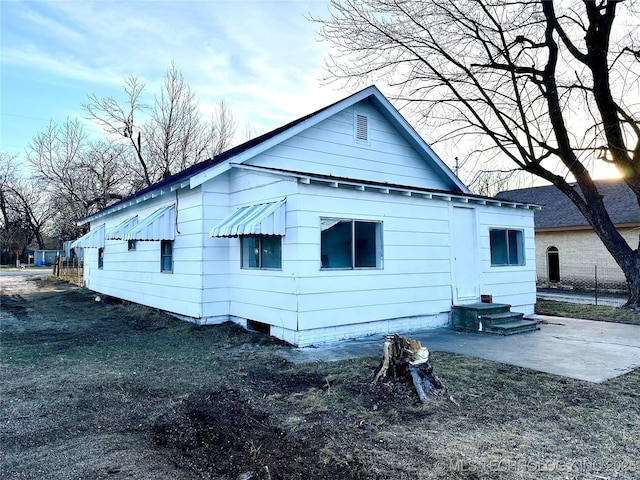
[98,248,104,269]
[128,240,136,251]
[320,219,383,269]
[490,229,524,266]
[161,240,173,272]
[241,235,281,269]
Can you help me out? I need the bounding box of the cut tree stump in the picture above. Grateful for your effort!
[373,333,445,404]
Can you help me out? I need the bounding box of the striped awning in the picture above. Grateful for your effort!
[122,205,176,241]
[105,216,138,240]
[70,224,105,249]
[210,198,286,237]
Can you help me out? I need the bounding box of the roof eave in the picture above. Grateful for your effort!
[77,180,190,225]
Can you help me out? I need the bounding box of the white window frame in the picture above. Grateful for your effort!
[489,228,525,266]
[161,240,173,273]
[320,218,383,270]
[240,235,282,270]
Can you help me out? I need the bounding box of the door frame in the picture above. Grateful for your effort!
[450,206,480,304]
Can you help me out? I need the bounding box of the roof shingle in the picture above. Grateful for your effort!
[497,179,640,229]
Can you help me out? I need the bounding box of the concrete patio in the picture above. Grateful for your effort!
[284,315,640,383]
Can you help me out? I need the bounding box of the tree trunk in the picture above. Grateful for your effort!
[373,334,444,404]
[623,255,640,310]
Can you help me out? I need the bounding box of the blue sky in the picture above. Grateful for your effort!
[0,0,621,183]
[1,0,347,159]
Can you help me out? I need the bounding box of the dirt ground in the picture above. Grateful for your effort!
[2,274,640,479]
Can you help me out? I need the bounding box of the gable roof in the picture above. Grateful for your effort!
[496,179,640,229]
[79,85,468,224]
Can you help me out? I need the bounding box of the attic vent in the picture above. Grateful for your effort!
[356,114,368,142]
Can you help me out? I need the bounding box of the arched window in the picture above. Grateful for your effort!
[547,246,560,283]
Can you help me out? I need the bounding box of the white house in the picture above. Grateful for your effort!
[71,86,538,346]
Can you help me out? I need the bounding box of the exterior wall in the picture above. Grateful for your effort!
[84,186,204,318]
[245,99,453,191]
[203,169,300,329]
[476,206,537,315]
[535,227,637,285]
[201,174,231,320]
[78,94,536,346]
[293,183,453,338]
[201,171,536,346]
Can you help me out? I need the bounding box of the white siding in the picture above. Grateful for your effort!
[292,183,454,331]
[79,95,536,346]
[196,169,536,344]
[476,206,537,314]
[85,187,205,318]
[244,100,453,191]
[201,174,231,318]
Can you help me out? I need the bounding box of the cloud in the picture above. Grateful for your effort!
[1,0,353,154]
[2,45,127,87]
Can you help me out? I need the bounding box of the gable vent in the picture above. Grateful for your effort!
[356,114,368,141]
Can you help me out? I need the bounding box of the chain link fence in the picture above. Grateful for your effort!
[537,264,628,302]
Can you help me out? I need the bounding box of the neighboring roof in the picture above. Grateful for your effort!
[78,85,468,225]
[496,179,640,229]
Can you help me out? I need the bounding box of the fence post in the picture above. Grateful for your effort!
[594,265,598,306]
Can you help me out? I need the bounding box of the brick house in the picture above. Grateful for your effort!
[497,179,639,290]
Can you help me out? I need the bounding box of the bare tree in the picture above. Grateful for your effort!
[27,120,130,239]
[146,63,212,179]
[83,75,152,186]
[7,178,54,250]
[0,152,28,264]
[242,120,258,143]
[208,98,237,156]
[315,0,640,308]
[0,151,54,253]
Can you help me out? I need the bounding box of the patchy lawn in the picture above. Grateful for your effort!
[536,298,640,326]
[2,275,639,479]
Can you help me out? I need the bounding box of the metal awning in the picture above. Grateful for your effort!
[122,205,176,241]
[105,216,138,240]
[210,198,286,237]
[70,224,105,249]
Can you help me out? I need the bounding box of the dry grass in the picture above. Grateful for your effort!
[1,276,639,479]
[536,298,640,325]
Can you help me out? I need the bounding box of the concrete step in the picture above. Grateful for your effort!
[486,319,539,335]
[452,303,512,331]
[454,303,512,316]
[479,311,524,327]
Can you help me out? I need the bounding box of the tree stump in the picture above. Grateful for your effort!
[372,333,444,403]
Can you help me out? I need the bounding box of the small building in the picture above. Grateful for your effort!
[32,249,65,266]
[497,179,638,291]
[63,240,84,261]
[71,86,538,346]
